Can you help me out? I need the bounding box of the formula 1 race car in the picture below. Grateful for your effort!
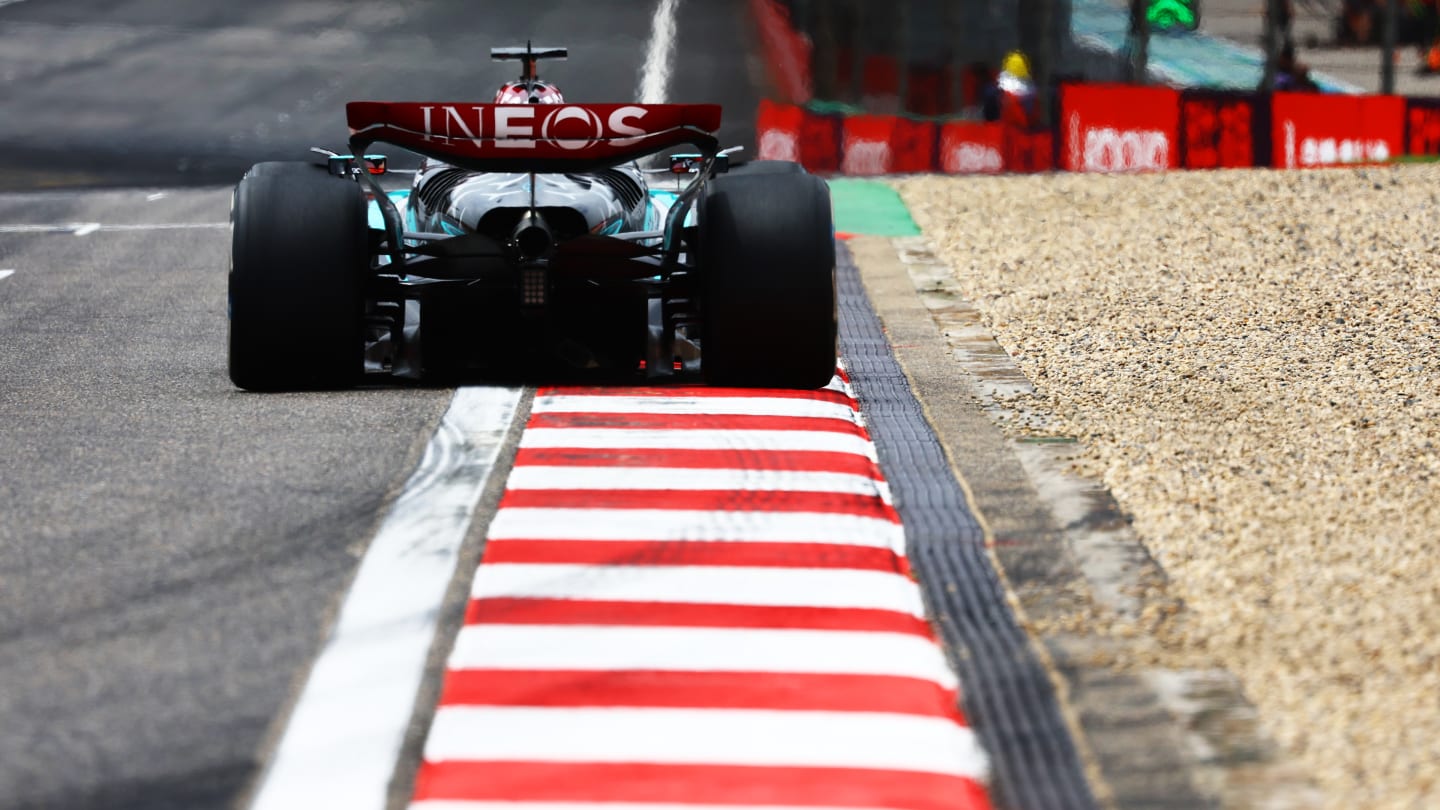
[228,44,836,391]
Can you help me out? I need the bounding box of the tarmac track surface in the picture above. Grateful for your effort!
[0,1,763,807]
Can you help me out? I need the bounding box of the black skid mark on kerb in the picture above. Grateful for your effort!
[836,243,1099,810]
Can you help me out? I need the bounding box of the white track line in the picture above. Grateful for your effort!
[448,625,959,686]
[470,564,927,615]
[505,466,889,496]
[0,222,228,234]
[412,804,878,810]
[424,706,987,778]
[486,508,905,547]
[248,386,522,810]
[637,0,682,104]
[518,428,877,458]
[532,395,859,419]
[0,270,13,281]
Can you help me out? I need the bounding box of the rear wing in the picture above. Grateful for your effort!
[346,102,722,173]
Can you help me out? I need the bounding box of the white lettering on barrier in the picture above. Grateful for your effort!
[841,139,891,175]
[1299,136,1390,167]
[943,143,1003,174]
[758,128,801,162]
[1285,120,1390,167]
[1081,127,1170,172]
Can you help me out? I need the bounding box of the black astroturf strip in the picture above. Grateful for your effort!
[836,243,1099,810]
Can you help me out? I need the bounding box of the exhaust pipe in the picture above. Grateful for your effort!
[511,210,553,261]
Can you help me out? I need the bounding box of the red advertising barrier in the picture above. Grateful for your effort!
[1406,99,1440,156]
[759,83,1426,177]
[1060,83,1181,173]
[1271,93,1403,168]
[1405,98,1440,157]
[840,115,896,175]
[755,98,804,162]
[750,0,812,105]
[1180,91,1264,169]
[1008,129,1055,173]
[890,118,936,173]
[939,122,1005,174]
[755,100,841,173]
[799,108,843,173]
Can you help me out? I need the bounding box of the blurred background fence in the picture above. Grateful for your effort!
[752,0,1440,174]
[766,0,1440,122]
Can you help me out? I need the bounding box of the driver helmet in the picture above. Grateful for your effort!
[494,80,565,104]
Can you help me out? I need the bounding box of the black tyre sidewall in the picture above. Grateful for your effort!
[229,162,368,390]
[699,171,837,389]
[728,159,807,177]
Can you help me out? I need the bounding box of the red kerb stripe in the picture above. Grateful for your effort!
[413,761,993,810]
[463,598,932,636]
[513,447,884,475]
[482,539,908,572]
[437,669,962,719]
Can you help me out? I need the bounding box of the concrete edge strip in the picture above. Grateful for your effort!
[838,241,1101,810]
[246,386,524,810]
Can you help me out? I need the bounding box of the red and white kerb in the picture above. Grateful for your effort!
[409,369,994,810]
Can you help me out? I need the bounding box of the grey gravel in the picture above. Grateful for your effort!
[899,167,1440,809]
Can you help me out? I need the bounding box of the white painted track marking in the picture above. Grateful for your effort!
[448,625,959,685]
[506,466,889,496]
[0,222,229,234]
[248,387,522,810]
[411,803,886,810]
[470,564,927,614]
[532,394,859,419]
[0,270,13,281]
[519,427,878,458]
[487,508,905,548]
[425,706,987,778]
[637,0,681,104]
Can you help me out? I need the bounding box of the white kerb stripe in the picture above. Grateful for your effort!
[448,625,957,688]
[248,387,522,810]
[532,395,859,420]
[411,803,911,810]
[486,509,905,550]
[471,564,926,616]
[518,428,877,459]
[425,706,988,780]
[505,467,889,498]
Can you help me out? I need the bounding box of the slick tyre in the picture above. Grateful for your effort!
[699,169,837,389]
[228,162,368,390]
[729,159,806,176]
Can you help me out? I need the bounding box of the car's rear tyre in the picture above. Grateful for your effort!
[698,168,837,389]
[229,161,368,390]
[729,159,807,176]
